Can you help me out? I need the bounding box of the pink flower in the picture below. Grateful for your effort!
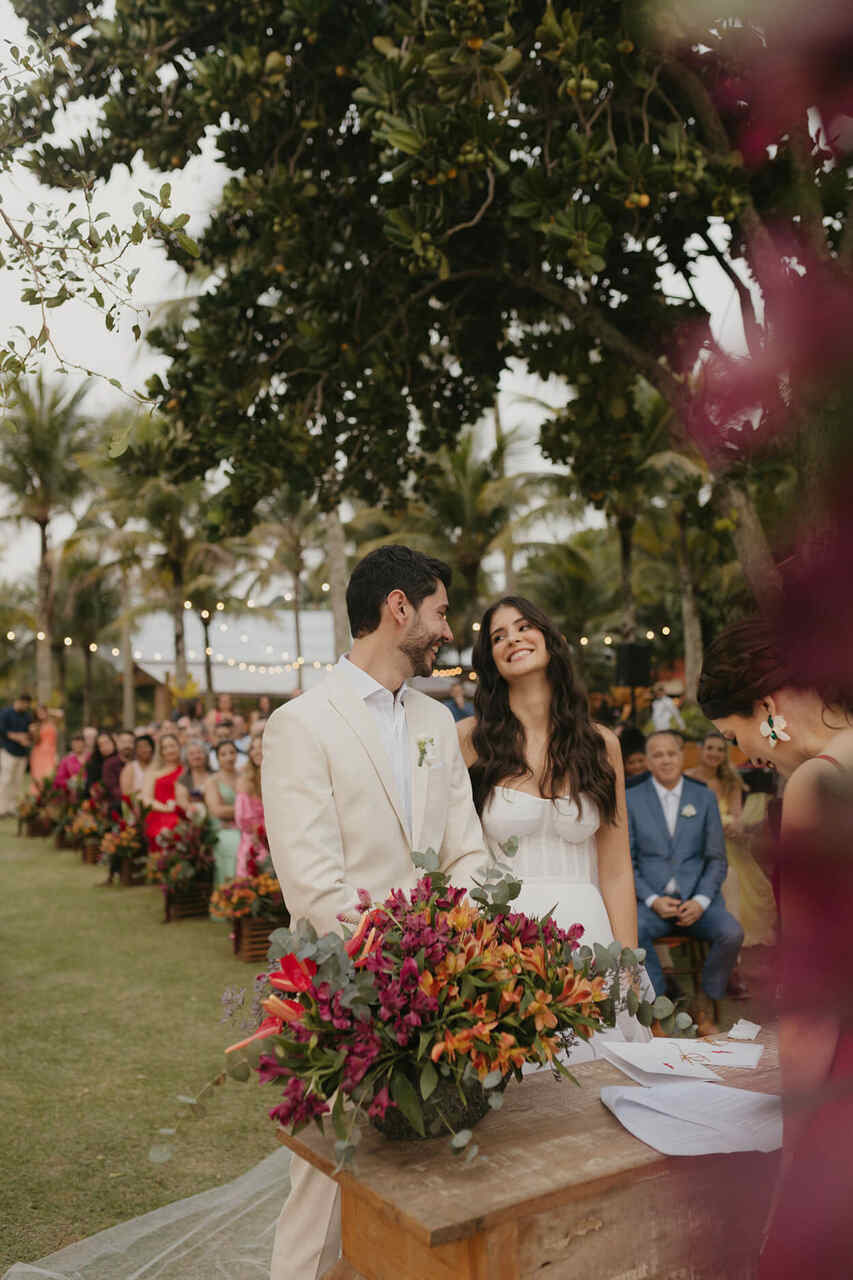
[269,953,318,994]
[367,1087,394,1120]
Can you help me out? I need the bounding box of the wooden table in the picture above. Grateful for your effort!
[278,1034,780,1279]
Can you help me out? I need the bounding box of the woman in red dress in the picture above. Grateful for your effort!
[142,732,189,852]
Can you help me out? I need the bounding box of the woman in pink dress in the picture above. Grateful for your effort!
[235,735,267,877]
[142,733,189,852]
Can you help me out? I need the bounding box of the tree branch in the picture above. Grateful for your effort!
[445,168,495,241]
[699,232,763,359]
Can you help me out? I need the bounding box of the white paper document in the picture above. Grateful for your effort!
[600,1040,723,1086]
[728,1018,762,1041]
[600,1081,783,1155]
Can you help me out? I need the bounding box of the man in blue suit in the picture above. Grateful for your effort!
[627,732,743,1032]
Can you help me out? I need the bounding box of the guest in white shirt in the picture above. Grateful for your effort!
[651,682,687,733]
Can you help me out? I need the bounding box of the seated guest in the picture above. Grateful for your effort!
[120,733,155,802]
[445,679,474,723]
[651,682,686,733]
[84,731,117,797]
[203,692,234,740]
[627,730,743,1034]
[208,718,247,771]
[102,731,136,811]
[204,740,241,885]
[55,733,87,790]
[179,738,212,804]
[231,712,252,755]
[142,732,189,852]
[249,694,272,729]
[235,734,267,877]
[620,727,650,789]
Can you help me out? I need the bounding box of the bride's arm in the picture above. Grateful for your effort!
[595,726,639,949]
[456,715,478,768]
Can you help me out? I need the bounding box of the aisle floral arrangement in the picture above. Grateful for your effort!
[210,870,289,924]
[16,773,63,835]
[100,800,149,868]
[224,849,681,1164]
[147,811,216,891]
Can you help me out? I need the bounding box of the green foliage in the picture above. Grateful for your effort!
[12,0,842,527]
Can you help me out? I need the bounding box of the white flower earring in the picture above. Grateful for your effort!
[759,712,791,748]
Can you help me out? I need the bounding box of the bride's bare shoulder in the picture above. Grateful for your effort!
[456,715,479,767]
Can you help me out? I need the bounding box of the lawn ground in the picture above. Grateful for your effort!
[0,819,274,1272]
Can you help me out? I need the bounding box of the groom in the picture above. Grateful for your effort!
[262,544,486,1279]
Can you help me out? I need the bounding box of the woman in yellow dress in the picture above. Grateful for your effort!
[686,732,777,991]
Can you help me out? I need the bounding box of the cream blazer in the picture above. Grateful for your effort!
[261,668,486,937]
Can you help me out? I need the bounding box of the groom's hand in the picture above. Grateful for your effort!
[651,895,682,919]
[676,899,703,927]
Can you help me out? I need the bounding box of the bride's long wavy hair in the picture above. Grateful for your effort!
[469,596,616,822]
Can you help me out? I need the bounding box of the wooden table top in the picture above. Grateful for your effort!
[278,1031,780,1249]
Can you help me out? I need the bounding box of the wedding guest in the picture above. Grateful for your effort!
[29,705,59,786]
[120,734,154,802]
[249,694,272,728]
[55,733,87,791]
[204,740,241,884]
[204,692,234,739]
[81,726,97,758]
[142,732,188,852]
[651,681,686,733]
[0,691,33,817]
[445,679,474,722]
[687,731,777,977]
[179,738,212,803]
[232,712,251,755]
[102,730,136,811]
[84,731,118,797]
[627,730,743,1035]
[235,735,267,877]
[208,718,247,770]
[698,614,853,1278]
[620,726,650,788]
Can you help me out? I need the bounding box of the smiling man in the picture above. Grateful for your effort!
[626,731,743,1034]
[262,544,485,1279]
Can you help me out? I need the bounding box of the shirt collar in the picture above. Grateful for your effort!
[652,774,684,807]
[337,655,408,705]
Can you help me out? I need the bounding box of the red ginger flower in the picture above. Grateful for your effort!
[269,953,318,994]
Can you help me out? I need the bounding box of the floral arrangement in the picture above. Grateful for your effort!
[225,854,676,1164]
[148,811,216,891]
[17,773,62,830]
[100,821,146,863]
[210,871,289,923]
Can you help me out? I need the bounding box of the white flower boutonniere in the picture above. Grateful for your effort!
[681,803,697,819]
[417,736,439,768]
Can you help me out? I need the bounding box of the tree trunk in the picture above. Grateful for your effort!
[616,513,637,641]
[715,477,782,608]
[325,509,350,658]
[120,573,135,728]
[293,574,304,691]
[675,507,703,703]
[172,595,188,689]
[83,647,92,727]
[202,617,214,707]
[54,643,67,712]
[503,545,516,594]
[36,521,53,704]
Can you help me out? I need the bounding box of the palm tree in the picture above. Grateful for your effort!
[0,374,94,702]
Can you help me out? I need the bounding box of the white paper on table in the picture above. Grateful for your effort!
[697,1040,764,1069]
[600,1039,723,1087]
[600,1081,783,1155]
[728,1018,762,1041]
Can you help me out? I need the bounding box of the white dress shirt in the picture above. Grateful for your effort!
[337,656,412,838]
[651,695,686,733]
[646,775,709,912]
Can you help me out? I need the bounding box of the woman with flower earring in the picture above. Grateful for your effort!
[699,615,853,1279]
[459,596,651,1057]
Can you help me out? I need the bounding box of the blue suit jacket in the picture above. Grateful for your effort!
[626,776,727,906]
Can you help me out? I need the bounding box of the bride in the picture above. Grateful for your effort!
[458,596,650,1056]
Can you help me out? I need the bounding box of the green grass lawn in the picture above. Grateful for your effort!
[0,819,275,1272]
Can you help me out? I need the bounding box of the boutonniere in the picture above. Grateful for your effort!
[681,803,697,818]
[417,736,439,768]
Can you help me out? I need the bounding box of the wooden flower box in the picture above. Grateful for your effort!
[119,856,147,887]
[26,815,54,838]
[81,838,101,865]
[232,916,284,964]
[54,828,72,850]
[163,880,212,923]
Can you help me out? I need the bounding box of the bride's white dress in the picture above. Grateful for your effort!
[482,786,652,1062]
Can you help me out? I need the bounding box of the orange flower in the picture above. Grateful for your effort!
[527,989,558,1032]
[430,1026,476,1063]
[262,994,305,1024]
[554,972,607,1007]
[498,982,522,1013]
[520,944,548,980]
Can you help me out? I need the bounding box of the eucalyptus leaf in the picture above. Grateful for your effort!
[419,1060,438,1100]
[390,1071,425,1137]
[450,1128,472,1150]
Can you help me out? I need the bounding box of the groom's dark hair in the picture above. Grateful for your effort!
[347,545,452,637]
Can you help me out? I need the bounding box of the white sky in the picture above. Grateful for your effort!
[0,0,747,585]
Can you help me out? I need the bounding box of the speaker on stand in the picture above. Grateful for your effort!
[616,644,652,723]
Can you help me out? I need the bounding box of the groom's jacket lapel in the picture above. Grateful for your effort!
[406,692,430,853]
[643,778,674,851]
[325,669,411,845]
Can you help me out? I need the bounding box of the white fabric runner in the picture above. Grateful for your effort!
[2,1149,291,1280]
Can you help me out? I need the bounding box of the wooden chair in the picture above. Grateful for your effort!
[656,935,719,1023]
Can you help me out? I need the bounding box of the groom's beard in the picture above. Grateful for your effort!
[399,623,442,678]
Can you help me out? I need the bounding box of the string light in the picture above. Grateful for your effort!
[219,623,228,632]
[205,646,212,657]
[240,634,248,643]
[471,622,481,632]
[200,609,210,620]
[579,636,589,646]
[64,636,72,647]
[188,649,197,659]
[154,651,162,661]
[265,645,273,654]
[603,635,613,646]
[239,662,247,671]
[183,600,192,610]
[284,592,293,602]
[215,602,225,611]
[5,631,14,641]
[111,647,120,657]
[312,660,321,669]
[36,631,45,640]
[469,672,477,681]
[133,650,142,660]
[645,630,655,641]
[280,651,289,660]
[662,626,671,636]
[247,599,255,609]
[321,583,330,592]
[89,642,98,653]
[227,658,236,667]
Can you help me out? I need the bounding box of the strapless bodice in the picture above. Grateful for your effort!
[482,786,600,886]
